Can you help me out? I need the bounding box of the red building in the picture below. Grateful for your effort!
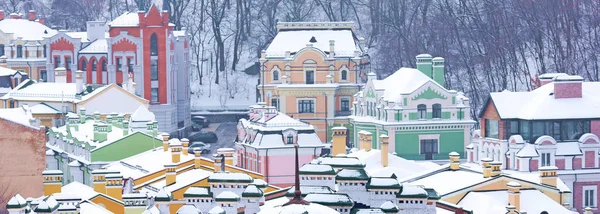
[43,1,191,137]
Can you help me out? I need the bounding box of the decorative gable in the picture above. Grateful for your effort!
[366,88,377,99]
[412,87,446,100]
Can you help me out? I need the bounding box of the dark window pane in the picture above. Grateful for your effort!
[532,121,545,141]
[150,34,158,56]
[520,121,531,141]
[417,104,427,119]
[151,59,158,80]
[486,120,499,138]
[432,104,441,119]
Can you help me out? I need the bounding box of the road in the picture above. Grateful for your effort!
[200,122,238,158]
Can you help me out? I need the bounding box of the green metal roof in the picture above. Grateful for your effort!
[366,177,401,190]
[336,168,369,181]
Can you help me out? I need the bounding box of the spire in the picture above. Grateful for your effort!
[138,0,144,11]
[284,143,309,205]
[162,0,169,11]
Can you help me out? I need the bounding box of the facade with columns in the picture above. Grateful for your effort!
[350,54,475,160]
[42,1,191,137]
[259,22,370,142]
[471,73,600,213]
[0,10,53,82]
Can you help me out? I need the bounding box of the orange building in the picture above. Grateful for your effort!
[259,22,369,141]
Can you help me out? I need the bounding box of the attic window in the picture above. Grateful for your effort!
[309,36,317,43]
[286,134,294,145]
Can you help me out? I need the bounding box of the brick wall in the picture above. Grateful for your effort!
[554,82,582,99]
[0,118,46,208]
[585,151,595,168]
[573,181,600,213]
[574,157,583,169]
[506,157,510,169]
[556,159,565,170]
[480,99,502,139]
[530,159,538,171]
[591,120,600,136]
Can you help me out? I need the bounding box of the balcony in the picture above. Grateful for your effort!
[289,81,328,84]
[335,110,352,117]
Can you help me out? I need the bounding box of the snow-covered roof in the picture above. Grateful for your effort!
[61,181,101,200]
[103,147,195,179]
[6,194,26,208]
[208,206,226,214]
[79,39,108,53]
[208,171,253,183]
[248,132,323,148]
[366,177,401,189]
[299,164,336,175]
[489,81,600,119]
[1,80,109,103]
[0,19,56,41]
[336,168,369,181]
[50,118,128,150]
[457,189,574,214]
[313,156,364,168]
[131,105,156,122]
[347,149,438,179]
[242,185,264,198]
[258,202,340,214]
[0,66,26,76]
[266,30,358,57]
[516,143,539,157]
[372,67,448,101]
[146,169,212,194]
[215,191,240,202]
[110,12,140,27]
[286,186,334,197]
[0,106,37,129]
[176,204,201,214]
[78,201,113,214]
[30,103,61,114]
[65,32,90,43]
[403,167,490,195]
[304,193,354,207]
[555,142,583,156]
[397,184,428,198]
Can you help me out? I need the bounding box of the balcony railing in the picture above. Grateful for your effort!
[288,81,329,84]
[335,110,352,117]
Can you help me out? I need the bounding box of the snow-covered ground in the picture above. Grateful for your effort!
[190,69,259,111]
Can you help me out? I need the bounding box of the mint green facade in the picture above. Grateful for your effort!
[91,132,161,161]
[394,129,464,160]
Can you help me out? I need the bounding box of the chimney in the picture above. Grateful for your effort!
[9,13,21,19]
[28,10,35,21]
[217,148,234,166]
[449,152,460,170]
[122,121,129,135]
[147,121,157,136]
[416,54,433,78]
[54,67,67,83]
[263,106,277,121]
[161,133,170,152]
[554,75,583,99]
[105,174,123,201]
[481,158,492,178]
[214,154,225,172]
[539,166,558,187]
[329,40,335,58]
[539,73,567,87]
[75,70,84,94]
[170,139,182,163]
[432,57,445,86]
[358,131,365,150]
[367,72,376,82]
[181,138,190,154]
[507,182,521,212]
[92,170,108,194]
[380,134,389,167]
[194,148,202,169]
[42,170,63,196]
[490,161,502,177]
[585,207,593,214]
[94,111,100,121]
[86,21,106,42]
[93,123,109,142]
[39,17,44,25]
[164,164,177,186]
[363,131,373,152]
[0,10,4,20]
[331,126,348,156]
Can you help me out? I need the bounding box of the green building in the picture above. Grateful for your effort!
[45,105,162,186]
[349,54,475,160]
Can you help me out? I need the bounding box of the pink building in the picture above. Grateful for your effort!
[471,73,600,213]
[235,103,325,187]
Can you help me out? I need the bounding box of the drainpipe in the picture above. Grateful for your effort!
[26,61,32,81]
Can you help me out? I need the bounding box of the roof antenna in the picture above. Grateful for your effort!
[284,143,309,205]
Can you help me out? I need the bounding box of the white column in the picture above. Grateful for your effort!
[387,128,396,155]
[327,93,335,119]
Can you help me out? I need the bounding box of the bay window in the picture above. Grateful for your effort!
[485,119,499,138]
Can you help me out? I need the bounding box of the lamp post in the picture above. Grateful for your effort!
[323,92,328,142]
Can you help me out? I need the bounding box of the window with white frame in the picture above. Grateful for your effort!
[341,70,348,81]
[541,152,552,167]
[298,99,314,113]
[417,104,427,119]
[583,185,597,208]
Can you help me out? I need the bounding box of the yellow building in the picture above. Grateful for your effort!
[258,22,369,142]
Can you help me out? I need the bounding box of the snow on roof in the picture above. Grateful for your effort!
[380,201,397,210]
[242,185,264,198]
[173,30,186,37]
[30,103,61,114]
[501,170,570,192]
[2,81,79,102]
[286,186,334,197]
[347,149,438,179]
[0,19,56,41]
[0,106,37,129]
[110,12,140,27]
[253,179,268,188]
[7,194,26,207]
[367,177,401,189]
[176,204,201,214]
[516,143,539,157]
[52,119,126,149]
[103,148,195,179]
[266,30,358,57]
[555,142,583,156]
[372,67,448,101]
[490,81,600,120]
[405,168,490,195]
[215,191,239,200]
[208,206,226,214]
[0,66,26,77]
[315,156,364,168]
[457,189,573,214]
[249,132,323,148]
[208,171,253,183]
[258,203,340,214]
[539,73,568,80]
[131,105,156,122]
[79,39,108,53]
[142,206,160,214]
[397,184,428,198]
[57,204,77,211]
[304,193,354,206]
[336,168,369,180]
[148,169,212,193]
[61,182,100,200]
[65,32,90,43]
[299,164,336,175]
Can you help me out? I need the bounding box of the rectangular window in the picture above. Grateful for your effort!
[65,57,71,70]
[583,186,597,208]
[341,98,350,111]
[553,121,561,140]
[127,58,134,72]
[271,98,279,111]
[151,59,158,80]
[286,135,294,144]
[54,56,61,68]
[116,58,122,72]
[40,70,47,82]
[509,120,519,136]
[520,120,531,142]
[485,119,499,138]
[541,153,551,167]
[298,100,314,113]
[305,70,314,84]
[532,121,546,141]
[417,105,427,119]
[151,88,159,103]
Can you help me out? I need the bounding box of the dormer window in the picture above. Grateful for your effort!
[287,134,294,145]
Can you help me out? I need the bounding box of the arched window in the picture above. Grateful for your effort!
[341,70,347,80]
[417,104,427,119]
[0,44,4,57]
[432,104,442,119]
[91,59,97,72]
[150,34,158,56]
[16,45,23,58]
[101,60,107,72]
[80,59,87,71]
[273,70,279,81]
